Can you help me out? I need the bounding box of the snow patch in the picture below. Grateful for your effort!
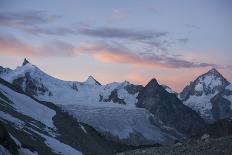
[30,129,83,155]
[195,83,203,92]
[0,111,25,129]
[183,94,216,122]
[226,84,232,91]
[0,84,56,128]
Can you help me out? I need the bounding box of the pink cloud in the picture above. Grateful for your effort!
[75,41,217,69]
[0,34,75,57]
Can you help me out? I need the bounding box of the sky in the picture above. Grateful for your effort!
[0,0,231,92]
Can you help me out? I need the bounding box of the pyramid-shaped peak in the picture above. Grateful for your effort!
[207,68,220,75]
[85,76,101,85]
[22,58,30,66]
[147,78,159,86]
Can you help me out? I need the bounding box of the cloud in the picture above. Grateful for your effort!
[177,38,190,44]
[78,27,167,41]
[0,33,75,57]
[0,10,76,36]
[76,41,218,68]
[0,33,218,69]
[0,10,169,52]
[77,26,169,52]
[0,10,58,27]
[110,9,129,21]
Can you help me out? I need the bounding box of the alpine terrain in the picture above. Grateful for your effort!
[0,59,232,155]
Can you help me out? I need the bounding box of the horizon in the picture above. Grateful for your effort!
[1,58,231,93]
[0,0,231,92]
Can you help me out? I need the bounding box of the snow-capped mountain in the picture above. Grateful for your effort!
[0,78,119,155]
[0,59,180,146]
[179,68,232,122]
[0,59,140,107]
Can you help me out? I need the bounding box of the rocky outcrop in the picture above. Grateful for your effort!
[137,79,206,136]
[0,122,19,155]
[211,94,232,121]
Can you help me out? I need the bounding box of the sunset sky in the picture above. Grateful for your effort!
[0,0,231,92]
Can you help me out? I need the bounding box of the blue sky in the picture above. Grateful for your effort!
[0,0,231,91]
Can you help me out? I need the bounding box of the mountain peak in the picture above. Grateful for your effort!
[180,67,230,101]
[147,78,159,86]
[206,68,221,76]
[85,76,101,85]
[22,58,30,66]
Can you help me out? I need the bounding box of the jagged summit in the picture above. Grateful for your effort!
[180,68,231,122]
[85,76,101,85]
[180,68,230,101]
[22,58,30,66]
[204,68,225,78]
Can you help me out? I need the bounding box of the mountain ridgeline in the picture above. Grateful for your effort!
[0,59,232,154]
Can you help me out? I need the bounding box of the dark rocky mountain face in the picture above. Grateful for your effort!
[207,118,232,137]
[137,79,206,136]
[211,94,232,121]
[0,122,19,155]
[0,66,11,75]
[180,68,230,101]
[22,58,30,66]
[12,72,50,96]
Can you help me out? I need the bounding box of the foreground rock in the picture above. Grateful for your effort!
[119,136,232,155]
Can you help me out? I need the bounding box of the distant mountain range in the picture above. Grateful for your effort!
[0,58,232,155]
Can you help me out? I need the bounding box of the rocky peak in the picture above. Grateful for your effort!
[207,68,221,75]
[137,78,206,136]
[85,76,101,86]
[22,58,30,66]
[180,68,230,100]
[147,78,159,87]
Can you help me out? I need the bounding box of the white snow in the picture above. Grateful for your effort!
[0,84,56,128]
[198,74,222,91]
[80,125,87,134]
[0,62,176,145]
[0,63,139,107]
[195,83,203,92]
[30,129,83,155]
[62,104,175,144]
[226,84,232,91]
[0,111,25,129]
[183,93,216,122]
[83,76,99,85]
[1,64,35,83]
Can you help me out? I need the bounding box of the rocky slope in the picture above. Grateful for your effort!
[137,79,206,137]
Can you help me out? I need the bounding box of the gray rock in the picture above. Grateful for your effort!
[137,78,206,136]
[211,94,232,120]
